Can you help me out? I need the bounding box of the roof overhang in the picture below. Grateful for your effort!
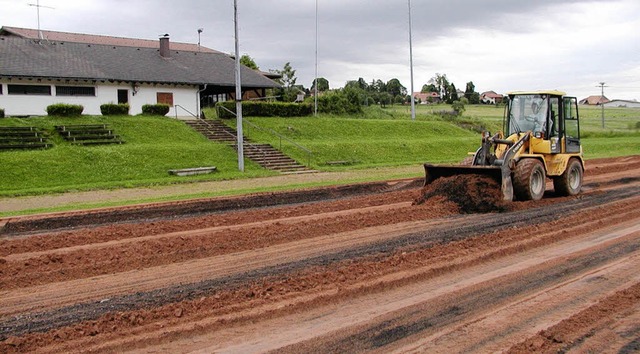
[507,90,567,96]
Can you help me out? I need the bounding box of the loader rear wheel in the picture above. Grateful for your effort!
[513,159,546,201]
[553,158,583,196]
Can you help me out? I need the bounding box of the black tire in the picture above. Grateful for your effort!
[513,159,546,201]
[553,158,583,196]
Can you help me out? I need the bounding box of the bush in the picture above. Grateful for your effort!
[312,89,363,115]
[434,110,459,120]
[46,103,84,117]
[100,103,130,115]
[451,100,466,115]
[141,104,170,116]
[216,101,312,118]
[0,108,4,118]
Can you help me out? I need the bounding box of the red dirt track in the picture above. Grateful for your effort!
[1,155,639,353]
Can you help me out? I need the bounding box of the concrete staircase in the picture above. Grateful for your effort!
[185,119,315,174]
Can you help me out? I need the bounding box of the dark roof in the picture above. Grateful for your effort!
[0,37,279,88]
[0,26,221,53]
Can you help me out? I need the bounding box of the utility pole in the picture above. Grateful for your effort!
[314,0,318,116]
[234,0,244,172]
[597,82,608,129]
[408,0,416,121]
[28,0,54,41]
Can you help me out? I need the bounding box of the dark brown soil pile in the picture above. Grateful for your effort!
[414,175,508,213]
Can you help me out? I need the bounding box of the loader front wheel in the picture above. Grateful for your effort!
[553,158,583,196]
[513,159,546,201]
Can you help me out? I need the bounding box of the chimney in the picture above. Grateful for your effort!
[159,34,170,58]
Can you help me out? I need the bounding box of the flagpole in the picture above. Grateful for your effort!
[234,0,244,171]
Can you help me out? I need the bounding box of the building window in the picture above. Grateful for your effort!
[0,84,3,95]
[8,84,51,95]
[56,86,96,96]
[157,92,174,106]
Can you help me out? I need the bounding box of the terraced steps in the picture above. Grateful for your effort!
[185,119,315,174]
[0,127,53,150]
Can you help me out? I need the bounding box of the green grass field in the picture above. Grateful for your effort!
[0,116,272,196]
[1,104,638,197]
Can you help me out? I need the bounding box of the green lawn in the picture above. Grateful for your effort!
[0,116,272,196]
[1,104,638,197]
[238,116,478,168]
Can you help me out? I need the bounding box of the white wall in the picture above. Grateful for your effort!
[0,79,199,117]
[602,100,640,108]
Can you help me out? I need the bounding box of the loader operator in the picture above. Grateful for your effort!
[527,100,547,135]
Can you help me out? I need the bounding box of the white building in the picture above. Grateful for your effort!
[602,99,640,108]
[0,27,279,117]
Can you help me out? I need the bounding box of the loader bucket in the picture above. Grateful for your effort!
[423,164,514,201]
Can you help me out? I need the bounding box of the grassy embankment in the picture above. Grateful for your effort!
[0,104,637,198]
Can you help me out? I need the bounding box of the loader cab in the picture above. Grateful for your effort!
[562,96,581,153]
[504,91,581,154]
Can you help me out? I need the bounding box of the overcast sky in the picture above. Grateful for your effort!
[1,0,639,100]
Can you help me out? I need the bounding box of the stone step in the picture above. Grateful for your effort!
[185,119,313,174]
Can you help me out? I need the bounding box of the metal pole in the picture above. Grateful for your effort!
[598,82,606,129]
[28,0,54,40]
[408,0,416,121]
[314,0,318,116]
[36,0,42,40]
[234,0,244,172]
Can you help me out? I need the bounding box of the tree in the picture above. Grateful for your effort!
[355,77,369,90]
[464,81,475,99]
[239,54,259,70]
[468,92,480,104]
[429,73,450,102]
[448,83,459,104]
[272,62,299,102]
[311,77,329,92]
[279,62,297,88]
[370,79,386,93]
[465,81,480,104]
[421,83,437,93]
[386,78,407,103]
[379,92,392,108]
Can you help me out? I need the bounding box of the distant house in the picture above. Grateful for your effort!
[0,26,280,117]
[413,92,441,104]
[579,95,610,105]
[480,91,504,104]
[602,99,640,108]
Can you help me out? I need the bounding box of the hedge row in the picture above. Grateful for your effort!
[216,101,313,118]
[43,103,168,117]
[100,103,130,115]
[142,104,170,116]
[46,103,84,117]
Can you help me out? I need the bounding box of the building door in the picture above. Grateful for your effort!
[118,89,128,104]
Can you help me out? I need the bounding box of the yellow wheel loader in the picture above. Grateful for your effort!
[424,90,584,201]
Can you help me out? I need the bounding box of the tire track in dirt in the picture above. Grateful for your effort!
[0,179,423,236]
[111,217,640,353]
[1,187,637,346]
[0,199,460,290]
[0,156,638,353]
